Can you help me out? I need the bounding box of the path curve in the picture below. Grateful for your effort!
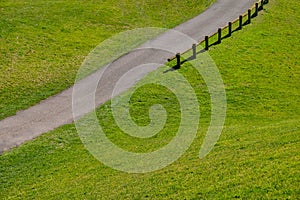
[0,0,257,153]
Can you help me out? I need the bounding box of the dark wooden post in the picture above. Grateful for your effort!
[218,28,222,44]
[248,9,251,24]
[255,3,259,16]
[176,53,181,69]
[192,44,197,59]
[228,22,232,36]
[239,15,243,29]
[205,36,209,50]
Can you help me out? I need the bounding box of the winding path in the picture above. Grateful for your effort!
[0,0,257,153]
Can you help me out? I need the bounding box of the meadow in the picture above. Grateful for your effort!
[0,0,299,199]
[0,0,215,120]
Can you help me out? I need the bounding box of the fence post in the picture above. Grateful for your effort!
[228,22,232,36]
[218,28,222,44]
[192,44,197,59]
[176,53,181,69]
[239,15,243,29]
[248,9,251,24]
[205,36,209,50]
[255,3,259,16]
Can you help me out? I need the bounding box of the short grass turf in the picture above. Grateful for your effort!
[0,0,300,199]
[0,0,215,120]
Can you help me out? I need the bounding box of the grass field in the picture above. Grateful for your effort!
[0,0,299,199]
[0,0,215,120]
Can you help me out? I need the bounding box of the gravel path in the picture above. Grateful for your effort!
[0,0,257,153]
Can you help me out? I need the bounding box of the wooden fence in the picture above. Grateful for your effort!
[168,0,269,67]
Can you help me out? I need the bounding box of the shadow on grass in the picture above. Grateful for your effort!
[166,0,269,71]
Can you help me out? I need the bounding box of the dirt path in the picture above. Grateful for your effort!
[0,0,257,153]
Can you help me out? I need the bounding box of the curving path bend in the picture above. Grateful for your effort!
[0,0,257,153]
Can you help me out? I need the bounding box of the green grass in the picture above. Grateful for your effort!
[0,0,300,199]
[0,0,215,120]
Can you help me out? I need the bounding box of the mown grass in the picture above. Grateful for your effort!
[0,0,215,120]
[0,0,299,199]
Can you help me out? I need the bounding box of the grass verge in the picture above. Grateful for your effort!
[0,0,215,120]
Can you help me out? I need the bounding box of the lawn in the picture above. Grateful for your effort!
[0,0,299,199]
[0,0,215,120]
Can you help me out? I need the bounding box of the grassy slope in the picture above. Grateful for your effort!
[0,0,214,120]
[0,0,299,199]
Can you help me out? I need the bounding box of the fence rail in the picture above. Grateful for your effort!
[168,0,269,66]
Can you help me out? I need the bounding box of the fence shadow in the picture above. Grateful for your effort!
[165,0,269,72]
[164,49,207,73]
